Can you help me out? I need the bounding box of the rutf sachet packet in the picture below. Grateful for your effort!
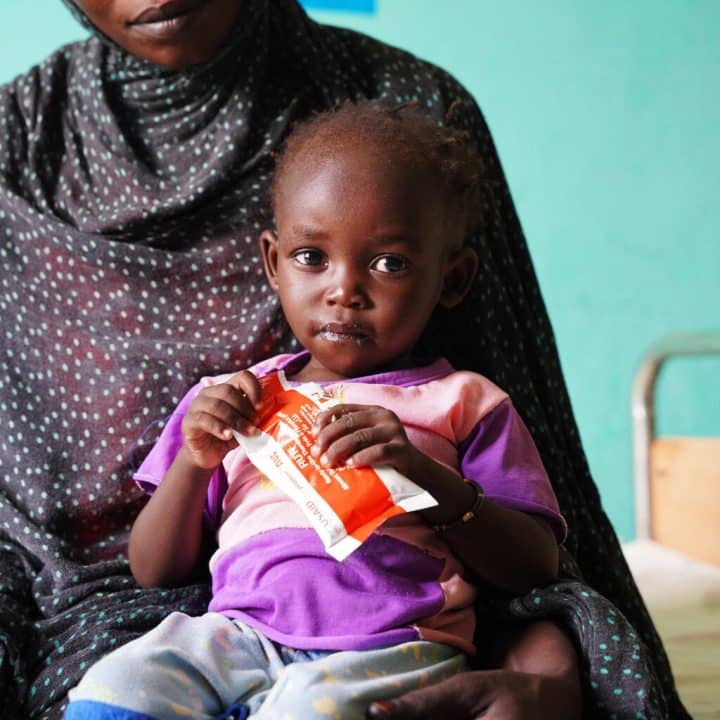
[234,371,437,560]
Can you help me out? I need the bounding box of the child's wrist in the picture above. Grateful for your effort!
[429,479,485,534]
[178,444,219,475]
[420,472,479,525]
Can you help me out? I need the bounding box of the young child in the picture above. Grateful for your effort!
[65,102,566,720]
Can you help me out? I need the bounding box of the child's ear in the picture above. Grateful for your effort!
[259,229,280,291]
[439,247,478,309]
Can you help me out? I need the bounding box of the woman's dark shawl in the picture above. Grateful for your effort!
[0,1,688,717]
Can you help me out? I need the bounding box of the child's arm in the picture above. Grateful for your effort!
[128,371,262,588]
[407,453,559,593]
[311,404,558,594]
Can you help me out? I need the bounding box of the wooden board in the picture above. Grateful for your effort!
[650,437,720,567]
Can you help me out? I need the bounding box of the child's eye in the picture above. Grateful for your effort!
[371,255,409,274]
[292,249,326,267]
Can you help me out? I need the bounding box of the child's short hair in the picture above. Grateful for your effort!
[270,100,486,248]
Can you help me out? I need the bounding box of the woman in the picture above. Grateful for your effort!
[0,1,687,718]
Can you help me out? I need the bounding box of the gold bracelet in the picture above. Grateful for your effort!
[431,479,485,534]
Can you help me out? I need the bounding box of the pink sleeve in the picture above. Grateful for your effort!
[458,398,567,542]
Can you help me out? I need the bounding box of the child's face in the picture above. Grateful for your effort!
[261,143,474,381]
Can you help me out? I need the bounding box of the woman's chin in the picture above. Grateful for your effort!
[123,33,222,69]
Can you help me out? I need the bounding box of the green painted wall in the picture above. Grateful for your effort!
[3,1,719,540]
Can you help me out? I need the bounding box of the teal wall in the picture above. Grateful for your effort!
[3,1,719,540]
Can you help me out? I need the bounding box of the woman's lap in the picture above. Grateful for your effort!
[64,612,467,720]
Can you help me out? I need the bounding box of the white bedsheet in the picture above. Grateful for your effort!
[622,538,720,609]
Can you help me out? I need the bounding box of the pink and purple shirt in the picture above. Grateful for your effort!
[134,352,566,654]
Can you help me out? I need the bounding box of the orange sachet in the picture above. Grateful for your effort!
[234,371,437,560]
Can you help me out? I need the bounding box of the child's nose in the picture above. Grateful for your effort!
[325,269,369,308]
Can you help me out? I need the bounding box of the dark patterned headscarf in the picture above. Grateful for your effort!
[0,2,687,717]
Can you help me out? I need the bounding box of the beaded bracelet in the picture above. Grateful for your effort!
[431,479,485,534]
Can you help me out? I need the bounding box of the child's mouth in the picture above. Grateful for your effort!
[317,323,371,344]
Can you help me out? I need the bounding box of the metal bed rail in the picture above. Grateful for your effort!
[632,331,720,540]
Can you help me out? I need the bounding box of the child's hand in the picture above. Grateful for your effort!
[181,370,262,470]
[311,404,421,478]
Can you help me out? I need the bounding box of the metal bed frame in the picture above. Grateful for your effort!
[631,331,720,540]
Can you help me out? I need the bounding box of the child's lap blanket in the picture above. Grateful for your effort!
[0,2,688,716]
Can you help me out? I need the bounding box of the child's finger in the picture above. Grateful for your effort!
[339,442,403,470]
[224,370,263,408]
[197,380,258,415]
[311,406,373,451]
[312,404,373,433]
[189,395,256,435]
[313,404,397,442]
[185,409,245,443]
[313,415,395,467]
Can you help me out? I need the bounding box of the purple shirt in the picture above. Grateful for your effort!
[135,352,566,652]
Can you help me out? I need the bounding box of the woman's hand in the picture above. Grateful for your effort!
[310,403,422,478]
[181,370,262,469]
[366,620,582,720]
[365,669,579,720]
